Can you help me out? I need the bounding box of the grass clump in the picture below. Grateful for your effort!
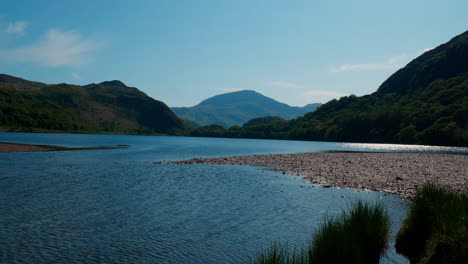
[395,184,468,264]
[309,201,390,263]
[253,243,292,264]
[251,201,390,264]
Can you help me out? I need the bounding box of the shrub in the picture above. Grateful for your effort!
[395,184,468,264]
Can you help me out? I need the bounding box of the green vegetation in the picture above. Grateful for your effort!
[172,90,320,127]
[253,185,468,264]
[253,243,291,264]
[395,185,468,264]
[0,88,90,132]
[1,30,466,146]
[252,201,390,264]
[0,75,190,135]
[190,30,468,147]
[243,116,285,127]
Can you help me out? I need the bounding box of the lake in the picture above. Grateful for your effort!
[1,132,466,263]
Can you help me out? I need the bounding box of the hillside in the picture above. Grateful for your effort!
[190,30,468,147]
[171,90,321,127]
[0,87,89,132]
[0,74,189,134]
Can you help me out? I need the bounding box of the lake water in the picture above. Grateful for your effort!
[1,132,466,263]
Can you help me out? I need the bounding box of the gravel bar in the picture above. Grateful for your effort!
[157,152,468,199]
[0,142,55,152]
[0,142,127,153]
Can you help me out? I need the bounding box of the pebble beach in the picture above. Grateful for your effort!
[162,152,468,199]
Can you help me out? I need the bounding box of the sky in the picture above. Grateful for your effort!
[0,0,467,107]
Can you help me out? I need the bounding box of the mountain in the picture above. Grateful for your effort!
[171,90,321,127]
[0,74,189,134]
[190,30,468,147]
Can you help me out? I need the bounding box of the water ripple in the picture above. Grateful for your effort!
[0,133,416,263]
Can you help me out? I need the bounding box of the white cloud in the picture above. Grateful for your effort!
[330,54,409,73]
[302,90,346,103]
[269,81,304,89]
[330,49,432,73]
[1,28,96,67]
[71,72,80,80]
[303,90,346,97]
[330,63,394,73]
[6,21,30,35]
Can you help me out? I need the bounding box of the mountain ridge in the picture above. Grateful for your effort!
[189,30,468,147]
[172,90,321,127]
[0,74,189,134]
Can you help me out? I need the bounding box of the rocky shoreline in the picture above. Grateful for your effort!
[157,152,468,199]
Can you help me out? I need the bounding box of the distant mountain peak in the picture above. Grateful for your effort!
[99,80,127,87]
[233,89,260,94]
[197,89,274,107]
[172,89,321,127]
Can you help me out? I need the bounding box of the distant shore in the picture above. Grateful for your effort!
[0,142,127,153]
[160,152,468,199]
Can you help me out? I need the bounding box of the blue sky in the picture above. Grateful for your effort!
[1,0,467,106]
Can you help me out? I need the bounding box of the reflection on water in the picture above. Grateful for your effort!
[343,142,468,154]
[2,132,461,263]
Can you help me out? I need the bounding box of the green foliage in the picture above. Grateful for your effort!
[395,184,468,264]
[251,201,390,264]
[0,75,190,135]
[243,116,285,127]
[190,31,468,147]
[189,124,227,137]
[2,30,467,142]
[0,88,90,132]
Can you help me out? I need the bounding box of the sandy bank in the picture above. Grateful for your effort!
[0,142,127,153]
[0,142,57,152]
[159,152,467,198]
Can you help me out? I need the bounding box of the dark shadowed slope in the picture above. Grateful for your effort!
[0,74,189,134]
[190,30,468,146]
[290,30,468,146]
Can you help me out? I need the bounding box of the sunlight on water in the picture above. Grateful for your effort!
[4,132,464,263]
[342,142,468,154]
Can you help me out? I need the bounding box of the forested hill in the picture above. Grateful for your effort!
[171,90,321,127]
[0,75,189,134]
[190,30,468,147]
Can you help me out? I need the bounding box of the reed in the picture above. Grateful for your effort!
[251,201,390,264]
[252,243,292,264]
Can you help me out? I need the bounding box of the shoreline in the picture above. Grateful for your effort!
[158,152,468,199]
[0,142,128,153]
